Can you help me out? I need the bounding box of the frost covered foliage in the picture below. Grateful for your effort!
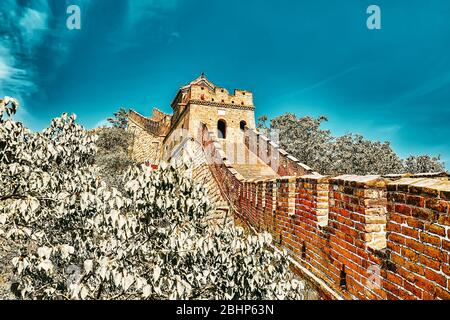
[262,113,445,175]
[95,127,134,190]
[95,108,134,189]
[0,98,306,300]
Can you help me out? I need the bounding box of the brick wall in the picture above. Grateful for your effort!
[128,113,165,165]
[386,178,450,299]
[198,122,450,300]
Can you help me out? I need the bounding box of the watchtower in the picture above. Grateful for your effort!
[165,73,256,148]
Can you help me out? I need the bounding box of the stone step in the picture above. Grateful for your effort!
[219,141,279,180]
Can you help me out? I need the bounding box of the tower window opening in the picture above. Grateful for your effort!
[240,120,247,131]
[217,119,227,139]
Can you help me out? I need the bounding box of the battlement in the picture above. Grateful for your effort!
[189,84,254,109]
[128,109,171,137]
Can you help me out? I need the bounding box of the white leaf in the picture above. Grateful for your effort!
[123,274,134,291]
[142,285,151,298]
[177,280,184,297]
[80,286,88,300]
[153,265,161,282]
[38,260,53,273]
[60,245,75,259]
[29,199,39,213]
[37,246,52,259]
[84,260,93,273]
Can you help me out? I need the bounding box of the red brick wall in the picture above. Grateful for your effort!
[386,178,450,299]
[198,123,450,300]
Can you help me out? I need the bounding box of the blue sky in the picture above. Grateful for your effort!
[1,0,449,166]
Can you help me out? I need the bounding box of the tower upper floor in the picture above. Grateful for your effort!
[170,74,254,123]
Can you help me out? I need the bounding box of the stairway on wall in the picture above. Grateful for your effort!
[169,138,232,227]
[220,140,279,180]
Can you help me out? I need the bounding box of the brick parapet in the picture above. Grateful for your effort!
[385,178,450,299]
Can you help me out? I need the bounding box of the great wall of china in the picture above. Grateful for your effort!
[129,75,450,300]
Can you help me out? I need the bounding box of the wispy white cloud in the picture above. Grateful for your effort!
[167,31,181,45]
[0,0,91,124]
[377,124,402,134]
[283,66,359,99]
[387,71,450,108]
[106,0,182,52]
[19,7,49,45]
[127,0,180,26]
[0,0,51,104]
[93,118,111,129]
[0,55,11,79]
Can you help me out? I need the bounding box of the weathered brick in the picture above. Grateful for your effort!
[442,264,450,277]
[402,226,419,239]
[389,212,405,224]
[419,255,441,271]
[443,239,450,252]
[413,275,436,297]
[405,238,425,253]
[420,233,441,246]
[406,195,424,207]
[438,214,450,226]
[386,272,403,286]
[424,223,446,237]
[425,198,448,213]
[424,268,447,288]
[402,247,419,262]
[436,286,450,299]
[411,206,437,221]
[395,204,412,216]
[387,221,401,233]
[406,217,424,230]
[389,233,406,245]
[404,280,423,298]
[423,245,446,261]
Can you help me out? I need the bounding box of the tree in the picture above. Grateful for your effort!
[257,115,268,129]
[403,155,445,174]
[269,113,333,174]
[107,108,128,129]
[327,134,404,175]
[95,127,135,189]
[263,112,445,175]
[0,98,310,300]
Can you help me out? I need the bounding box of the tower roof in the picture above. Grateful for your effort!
[181,73,215,91]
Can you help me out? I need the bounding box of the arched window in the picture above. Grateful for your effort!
[240,120,247,131]
[217,119,227,139]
